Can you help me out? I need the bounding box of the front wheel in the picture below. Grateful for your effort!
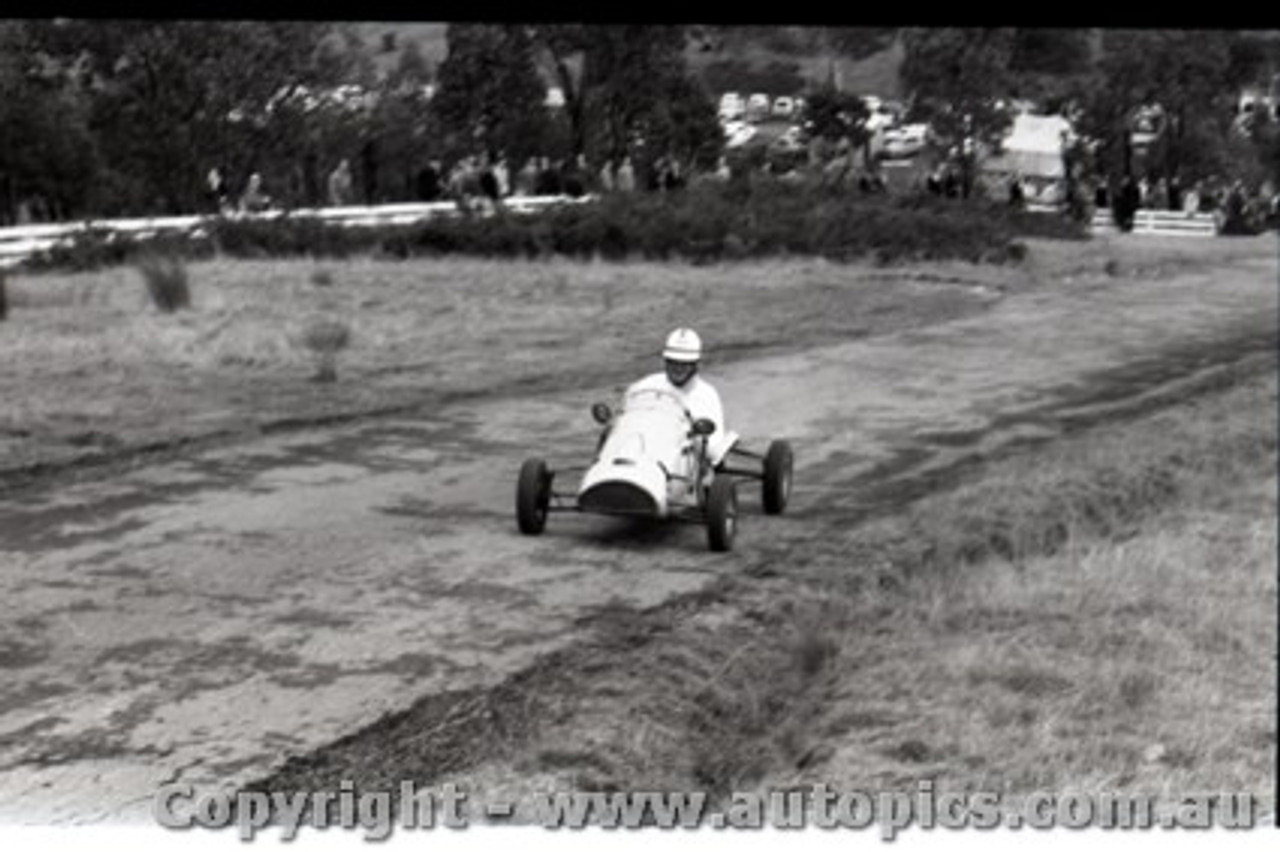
[706,477,738,552]
[516,458,551,535]
[762,440,793,515]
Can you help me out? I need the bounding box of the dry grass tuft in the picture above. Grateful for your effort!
[301,318,352,383]
[137,253,191,313]
[802,373,1276,805]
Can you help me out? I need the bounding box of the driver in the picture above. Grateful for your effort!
[626,328,730,465]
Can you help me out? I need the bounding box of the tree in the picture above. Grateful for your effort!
[0,22,99,222]
[1077,30,1238,185]
[1007,28,1095,110]
[432,24,550,163]
[28,20,338,214]
[803,86,870,143]
[900,28,1017,198]
[392,39,432,88]
[826,27,898,62]
[529,26,722,174]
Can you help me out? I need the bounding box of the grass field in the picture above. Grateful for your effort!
[0,252,1013,478]
[2,235,1270,482]
[798,370,1276,806]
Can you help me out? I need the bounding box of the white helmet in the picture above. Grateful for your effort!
[663,328,702,363]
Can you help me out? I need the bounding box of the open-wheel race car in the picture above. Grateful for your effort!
[515,386,793,551]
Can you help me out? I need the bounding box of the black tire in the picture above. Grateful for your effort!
[706,476,738,552]
[762,440,793,515]
[516,458,551,535]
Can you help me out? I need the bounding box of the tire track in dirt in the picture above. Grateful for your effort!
[248,330,1275,811]
[0,259,1273,823]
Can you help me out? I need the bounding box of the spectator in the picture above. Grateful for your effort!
[1149,176,1168,211]
[1183,182,1201,217]
[561,156,587,198]
[448,156,481,214]
[1200,179,1220,213]
[415,160,443,202]
[1167,175,1182,212]
[926,167,943,197]
[662,158,686,192]
[493,157,511,198]
[240,172,272,213]
[205,167,232,214]
[599,160,615,192]
[1008,173,1026,209]
[648,156,668,192]
[615,156,636,193]
[478,155,500,204]
[942,168,960,199]
[1222,180,1249,233]
[534,156,562,196]
[327,159,354,207]
[1114,175,1140,232]
[513,158,538,196]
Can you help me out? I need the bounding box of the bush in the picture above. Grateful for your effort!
[137,253,191,313]
[22,183,1090,274]
[302,318,352,383]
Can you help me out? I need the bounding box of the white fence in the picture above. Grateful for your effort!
[1090,208,1219,237]
[0,195,593,270]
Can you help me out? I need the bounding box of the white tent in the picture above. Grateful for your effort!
[983,114,1071,179]
[981,114,1072,204]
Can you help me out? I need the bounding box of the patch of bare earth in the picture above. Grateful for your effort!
[248,360,1275,823]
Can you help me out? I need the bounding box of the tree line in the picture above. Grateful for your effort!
[1,23,1276,225]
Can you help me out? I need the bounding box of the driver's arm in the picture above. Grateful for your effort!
[697,383,728,466]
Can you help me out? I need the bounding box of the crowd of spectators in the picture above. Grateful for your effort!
[189,151,1278,236]
[1087,172,1278,233]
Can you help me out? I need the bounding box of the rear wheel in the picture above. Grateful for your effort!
[516,458,551,535]
[706,477,738,552]
[762,440,793,515]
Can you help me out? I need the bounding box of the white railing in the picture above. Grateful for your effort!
[1090,208,1219,237]
[0,195,594,270]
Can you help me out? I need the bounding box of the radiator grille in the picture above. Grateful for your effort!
[578,482,657,516]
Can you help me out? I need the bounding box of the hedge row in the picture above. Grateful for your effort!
[26,180,1087,272]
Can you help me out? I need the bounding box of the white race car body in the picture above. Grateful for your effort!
[516,388,785,552]
[577,387,704,518]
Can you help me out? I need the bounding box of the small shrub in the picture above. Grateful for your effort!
[301,318,352,383]
[137,253,191,313]
[311,269,334,287]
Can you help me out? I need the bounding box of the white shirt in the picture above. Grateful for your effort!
[626,372,731,463]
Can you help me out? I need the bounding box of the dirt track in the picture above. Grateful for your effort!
[0,240,1274,823]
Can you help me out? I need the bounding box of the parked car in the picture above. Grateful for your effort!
[718,92,745,122]
[723,120,758,148]
[772,96,796,119]
[771,124,807,153]
[881,123,930,159]
[746,93,771,122]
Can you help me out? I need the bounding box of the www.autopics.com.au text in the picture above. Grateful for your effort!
[153,780,1263,840]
